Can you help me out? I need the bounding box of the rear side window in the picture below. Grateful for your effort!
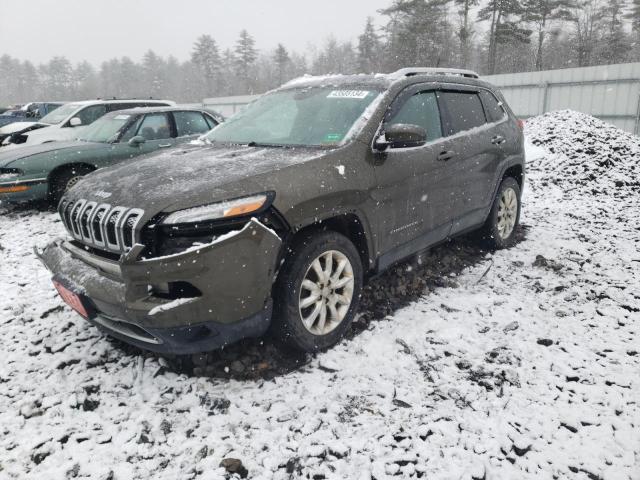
[479,90,506,123]
[174,111,212,136]
[388,91,442,142]
[439,91,486,136]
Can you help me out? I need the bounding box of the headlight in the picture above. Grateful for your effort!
[0,168,24,182]
[161,193,271,225]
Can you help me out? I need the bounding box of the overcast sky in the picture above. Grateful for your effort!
[1,0,391,65]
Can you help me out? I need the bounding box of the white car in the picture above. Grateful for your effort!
[0,99,175,148]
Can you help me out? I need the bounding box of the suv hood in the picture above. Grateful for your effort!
[63,143,325,216]
[0,121,40,135]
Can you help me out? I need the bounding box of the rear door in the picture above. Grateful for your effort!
[437,87,501,234]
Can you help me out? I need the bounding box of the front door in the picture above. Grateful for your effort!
[372,87,458,269]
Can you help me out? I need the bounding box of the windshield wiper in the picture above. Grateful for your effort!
[245,141,287,148]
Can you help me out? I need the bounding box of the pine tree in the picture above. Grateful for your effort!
[358,17,382,73]
[600,0,631,64]
[234,30,258,93]
[273,44,291,86]
[381,0,456,71]
[454,0,480,68]
[142,50,166,98]
[523,0,574,70]
[191,34,221,94]
[479,0,531,74]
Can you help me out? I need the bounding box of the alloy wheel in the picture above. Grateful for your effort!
[298,250,355,335]
[497,187,518,239]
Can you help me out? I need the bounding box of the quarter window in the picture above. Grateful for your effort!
[439,91,486,136]
[174,111,212,136]
[388,91,442,142]
[479,90,506,123]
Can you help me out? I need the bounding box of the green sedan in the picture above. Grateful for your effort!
[0,106,221,206]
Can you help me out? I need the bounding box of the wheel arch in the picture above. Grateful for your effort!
[289,212,374,275]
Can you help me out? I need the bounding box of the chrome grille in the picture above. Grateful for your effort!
[59,199,144,254]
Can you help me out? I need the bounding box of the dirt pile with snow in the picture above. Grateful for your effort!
[0,112,638,480]
[526,110,640,193]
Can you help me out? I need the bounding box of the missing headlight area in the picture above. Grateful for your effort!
[143,218,281,261]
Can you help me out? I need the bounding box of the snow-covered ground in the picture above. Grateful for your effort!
[0,111,638,480]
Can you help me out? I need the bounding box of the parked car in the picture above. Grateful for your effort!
[0,106,220,205]
[38,68,524,355]
[0,99,175,148]
[0,102,65,128]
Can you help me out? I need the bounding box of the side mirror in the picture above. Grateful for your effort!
[375,123,427,151]
[69,117,82,127]
[128,136,146,147]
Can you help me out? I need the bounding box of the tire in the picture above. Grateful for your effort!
[478,177,521,249]
[272,230,363,352]
[49,165,93,207]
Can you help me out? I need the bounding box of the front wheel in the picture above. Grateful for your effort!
[49,165,93,207]
[272,231,363,352]
[479,177,521,249]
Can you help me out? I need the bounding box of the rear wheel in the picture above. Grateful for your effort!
[478,177,521,249]
[272,231,363,352]
[49,165,93,207]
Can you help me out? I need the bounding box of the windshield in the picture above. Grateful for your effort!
[40,103,83,125]
[204,87,381,147]
[78,113,137,143]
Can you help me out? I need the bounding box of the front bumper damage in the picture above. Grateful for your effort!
[37,219,283,354]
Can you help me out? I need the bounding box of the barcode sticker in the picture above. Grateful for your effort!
[327,90,370,99]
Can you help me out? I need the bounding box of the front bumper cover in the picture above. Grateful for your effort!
[37,219,283,354]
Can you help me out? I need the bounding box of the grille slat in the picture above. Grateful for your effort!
[60,198,144,254]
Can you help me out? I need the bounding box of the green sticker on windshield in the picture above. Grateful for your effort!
[323,133,343,143]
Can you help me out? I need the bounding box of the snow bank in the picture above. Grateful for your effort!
[526,110,640,193]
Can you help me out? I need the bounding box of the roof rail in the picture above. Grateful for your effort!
[390,67,480,79]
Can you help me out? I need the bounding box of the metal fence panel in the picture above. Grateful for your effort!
[485,62,640,135]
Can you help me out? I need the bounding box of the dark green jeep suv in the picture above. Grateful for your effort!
[38,68,525,354]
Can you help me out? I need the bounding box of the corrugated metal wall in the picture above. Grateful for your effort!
[203,63,640,134]
[484,63,640,135]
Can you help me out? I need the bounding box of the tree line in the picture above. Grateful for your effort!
[1,0,639,106]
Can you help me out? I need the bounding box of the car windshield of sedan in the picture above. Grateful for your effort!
[78,114,137,143]
[204,87,382,147]
[39,103,83,125]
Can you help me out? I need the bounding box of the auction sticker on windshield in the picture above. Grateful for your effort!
[327,90,370,99]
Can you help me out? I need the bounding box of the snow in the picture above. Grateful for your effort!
[0,110,638,479]
[148,298,198,316]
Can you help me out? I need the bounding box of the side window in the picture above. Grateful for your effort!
[118,116,143,142]
[387,91,442,142]
[479,90,506,123]
[174,111,213,136]
[439,91,486,136]
[137,113,172,140]
[75,105,107,126]
[203,113,219,129]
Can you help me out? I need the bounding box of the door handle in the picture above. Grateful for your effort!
[158,143,172,148]
[437,150,455,161]
[491,135,506,145]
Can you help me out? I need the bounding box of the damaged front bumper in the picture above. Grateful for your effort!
[36,219,283,354]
